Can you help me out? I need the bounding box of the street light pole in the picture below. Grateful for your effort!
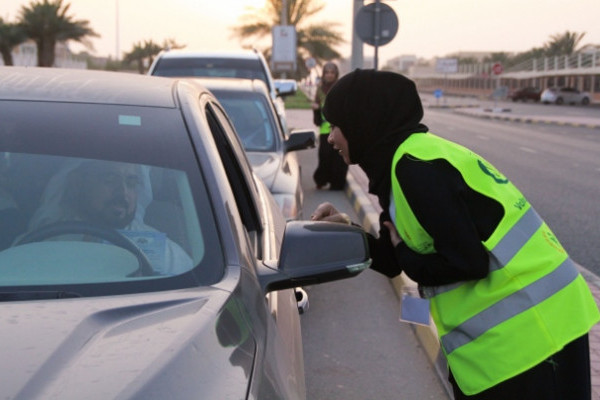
[280,0,288,79]
[351,0,364,71]
[115,0,120,61]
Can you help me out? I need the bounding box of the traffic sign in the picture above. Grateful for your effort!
[354,2,398,47]
[492,63,503,75]
[305,57,316,69]
[272,25,297,73]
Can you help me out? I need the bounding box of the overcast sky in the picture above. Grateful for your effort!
[2,0,599,63]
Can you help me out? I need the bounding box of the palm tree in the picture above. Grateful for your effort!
[0,18,27,66]
[18,0,98,67]
[123,38,185,74]
[123,42,147,74]
[230,0,345,79]
[545,31,586,56]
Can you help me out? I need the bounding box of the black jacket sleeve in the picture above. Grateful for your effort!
[388,156,501,286]
[366,213,403,278]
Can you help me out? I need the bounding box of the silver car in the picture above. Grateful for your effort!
[0,67,370,399]
[196,78,314,221]
[540,87,591,105]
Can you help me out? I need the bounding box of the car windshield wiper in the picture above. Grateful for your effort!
[0,291,82,302]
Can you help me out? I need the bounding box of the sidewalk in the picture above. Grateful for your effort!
[344,164,600,400]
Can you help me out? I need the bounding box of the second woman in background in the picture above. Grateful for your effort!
[311,62,348,190]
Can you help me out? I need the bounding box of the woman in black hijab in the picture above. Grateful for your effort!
[311,69,597,399]
[311,62,348,190]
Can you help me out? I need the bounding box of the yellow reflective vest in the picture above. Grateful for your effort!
[390,132,599,395]
[316,88,331,135]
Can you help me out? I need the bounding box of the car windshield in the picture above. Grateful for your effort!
[153,57,269,87]
[0,100,224,297]
[213,90,277,152]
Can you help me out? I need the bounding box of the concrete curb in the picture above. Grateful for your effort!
[345,169,453,397]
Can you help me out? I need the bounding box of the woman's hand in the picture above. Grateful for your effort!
[383,221,402,247]
[310,202,351,224]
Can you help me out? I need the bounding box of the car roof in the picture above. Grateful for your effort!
[157,49,261,60]
[192,77,270,96]
[0,66,181,107]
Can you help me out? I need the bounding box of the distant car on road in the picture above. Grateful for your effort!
[508,87,541,102]
[541,87,591,105]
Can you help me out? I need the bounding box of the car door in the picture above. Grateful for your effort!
[201,97,306,398]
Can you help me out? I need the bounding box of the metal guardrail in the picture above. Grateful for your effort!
[453,49,600,76]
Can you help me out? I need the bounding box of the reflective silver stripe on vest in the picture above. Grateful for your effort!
[422,208,543,298]
[489,207,543,271]
[440,257,579,355]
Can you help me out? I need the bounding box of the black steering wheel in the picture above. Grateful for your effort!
[14,221,155,276]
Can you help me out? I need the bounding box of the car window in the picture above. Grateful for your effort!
[204,101,262,237]
[212,91,277,152]
[152,57,269,88]
[0,100,224,296]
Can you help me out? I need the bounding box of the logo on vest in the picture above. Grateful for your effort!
[478,160,509,184]
[542,228,566,253]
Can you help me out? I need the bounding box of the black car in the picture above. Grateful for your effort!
[508,86,541,102]
[0,67,370,399]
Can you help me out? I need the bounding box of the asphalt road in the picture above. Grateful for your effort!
[422,107,600,274]
[286,109,450,400]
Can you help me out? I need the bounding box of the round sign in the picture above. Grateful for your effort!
[492,63,503,75]
[305,57,317,69]
[355,2,399,47]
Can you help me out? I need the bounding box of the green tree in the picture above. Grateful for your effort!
[508,47,546,68]
[483,52,511,65]
[123,38,185,74]
[230,0,345,79]
[123,41,148,74]
[0,17,27,66]
[544,31,586,56]
[18,0,98,67]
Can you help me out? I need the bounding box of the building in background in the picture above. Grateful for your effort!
[1,41,87,69]
[385,48,600,103]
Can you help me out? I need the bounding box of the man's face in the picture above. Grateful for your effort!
[78,163,140,229]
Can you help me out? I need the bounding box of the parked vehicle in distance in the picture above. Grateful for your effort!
[197,78,314,221]
[508,86,541,102]
[147,49,297,128]
[0,67,370,400]
[541,87,591,105]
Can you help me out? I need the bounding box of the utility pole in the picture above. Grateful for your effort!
[115,0,120,61]
[351,0,364,71]
[281,0,287,79]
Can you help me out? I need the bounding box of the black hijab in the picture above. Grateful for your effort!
[322,69,428,210]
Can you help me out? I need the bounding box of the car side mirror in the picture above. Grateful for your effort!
[258,220,371,293]
[284,130,315,153]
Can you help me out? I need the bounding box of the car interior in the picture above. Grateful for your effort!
[0,152,207,285]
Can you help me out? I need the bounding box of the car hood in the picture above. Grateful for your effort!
[0,287,254,399]
[246,152,282,190]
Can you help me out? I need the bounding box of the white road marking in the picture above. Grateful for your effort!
[519,146,537,153]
